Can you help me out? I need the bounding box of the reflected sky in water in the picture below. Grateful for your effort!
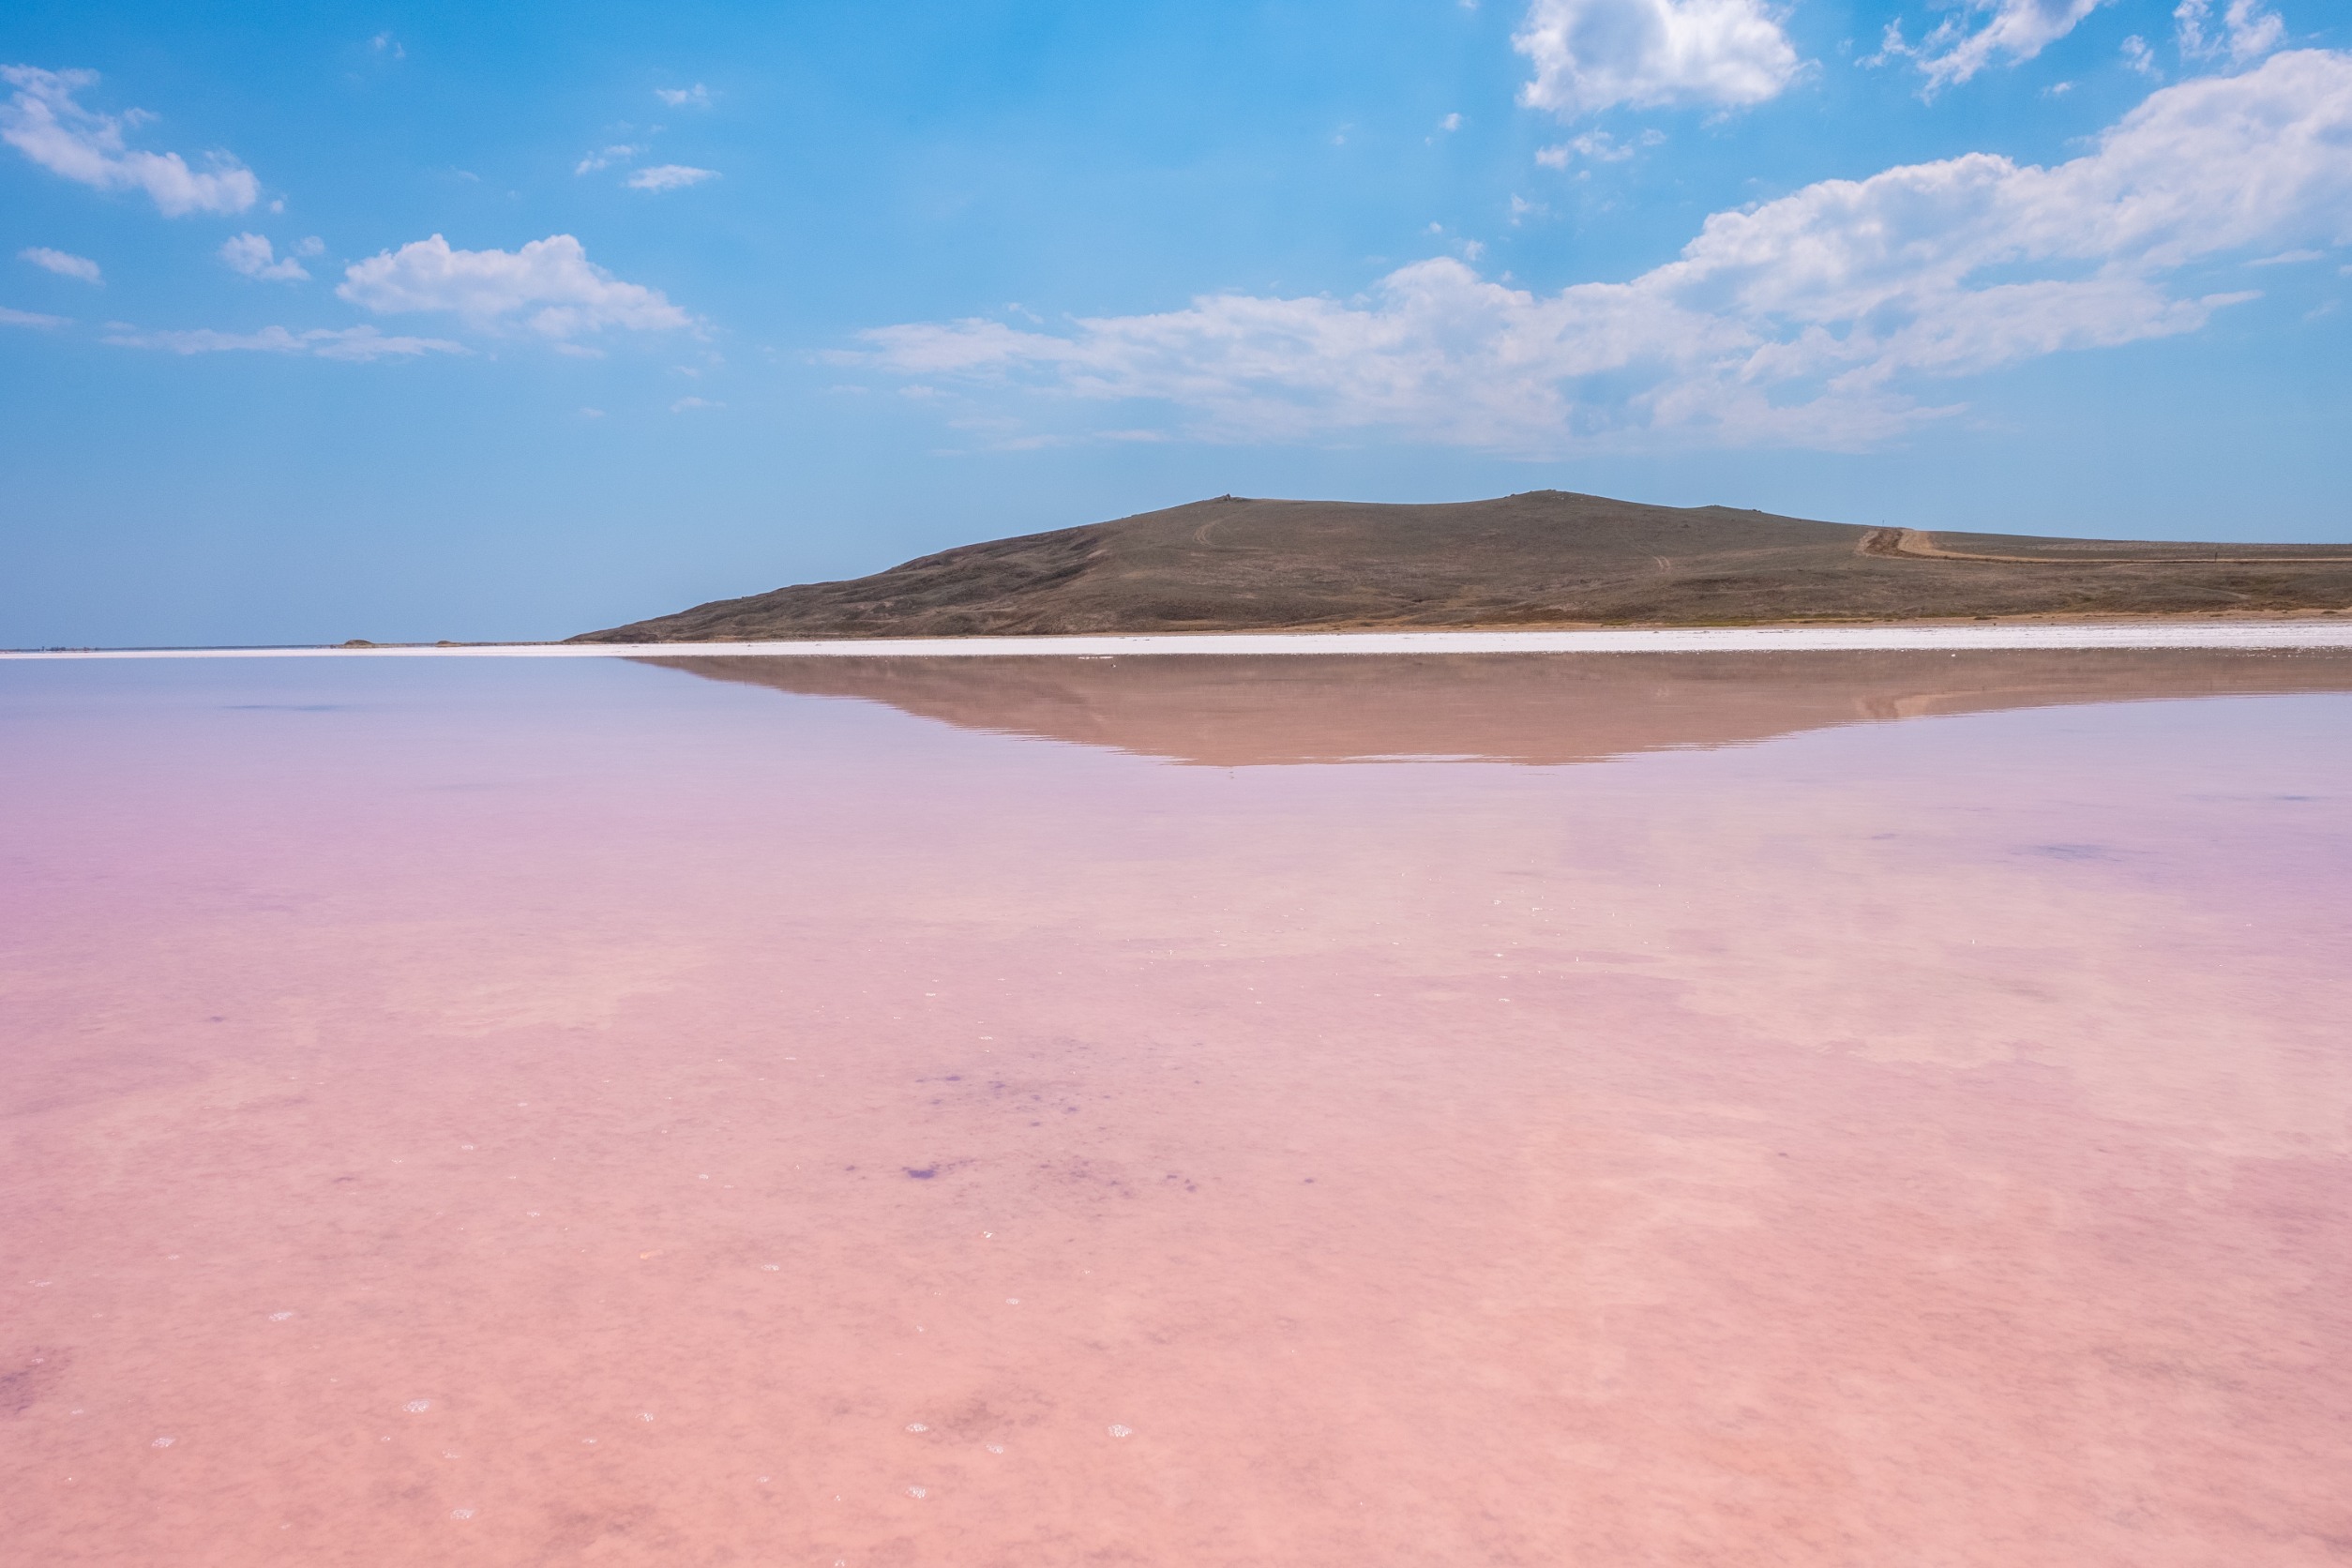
[4,654,2349,1567]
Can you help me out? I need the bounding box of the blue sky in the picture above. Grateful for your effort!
[3,0,2347,645]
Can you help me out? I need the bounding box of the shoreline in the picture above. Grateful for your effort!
[8,621,2352,659]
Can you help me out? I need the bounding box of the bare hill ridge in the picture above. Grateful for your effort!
[572,491,2352,642]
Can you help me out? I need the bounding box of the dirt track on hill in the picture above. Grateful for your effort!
[1861,527,2352,565]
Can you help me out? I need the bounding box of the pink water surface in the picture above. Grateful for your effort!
[3,654,2348,1567]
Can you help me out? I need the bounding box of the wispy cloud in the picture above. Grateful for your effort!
[848,52,2352,455]
[103,324,466,360]
[337,233,696,339]
[1515,0,1801,118]
[671,395,723,412]
[627,163,719,192]
[1535,128,1665,166]
[2175,0,2284,64]
[3,304,70,327]
[1871,0,2110,91]
[369,32,405,62]
[574,143,642,175]
[573,146,718,190]
[0,66,259,215]
[21,246,101,282]
[655,83,713,108]
[219,233,309,281]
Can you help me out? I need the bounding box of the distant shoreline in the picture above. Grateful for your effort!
[10,621,2352,659]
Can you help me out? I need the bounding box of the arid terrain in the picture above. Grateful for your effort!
[573,492,2352,642]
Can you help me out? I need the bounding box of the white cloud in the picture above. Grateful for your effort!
[3,304,69,327]
[294,236,324,257]
[2176,0,2284,64]
[578,151,720,191]
[0,66,259,216]
[102,324,466,360]
[1439,112,1464,131]
[671,395,723,412]
[1873,0,2110,91]
[370,32,405,62]
[2122,34,2161,75]
[336,234,695,339]
[219,233,309,281]
[849,52,2352,454]
[2247,248,2320,264]
[575,143,642,175]
[627,163,718,191]
[1536,128,1666,165]
[655,83,713,108]
[21,246,100,282]
[1514,0,1801,118]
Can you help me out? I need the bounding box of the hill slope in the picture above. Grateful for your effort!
[572,491,2352,642]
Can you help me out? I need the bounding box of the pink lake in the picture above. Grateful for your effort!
[4,650,2349,1567]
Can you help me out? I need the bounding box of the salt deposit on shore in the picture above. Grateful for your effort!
[9,620,2352,659]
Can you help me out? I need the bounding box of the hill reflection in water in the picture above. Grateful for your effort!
[641,647,2352,766]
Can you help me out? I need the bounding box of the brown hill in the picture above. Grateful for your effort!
[640,648,2352,768]
[572,491,2352,642]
